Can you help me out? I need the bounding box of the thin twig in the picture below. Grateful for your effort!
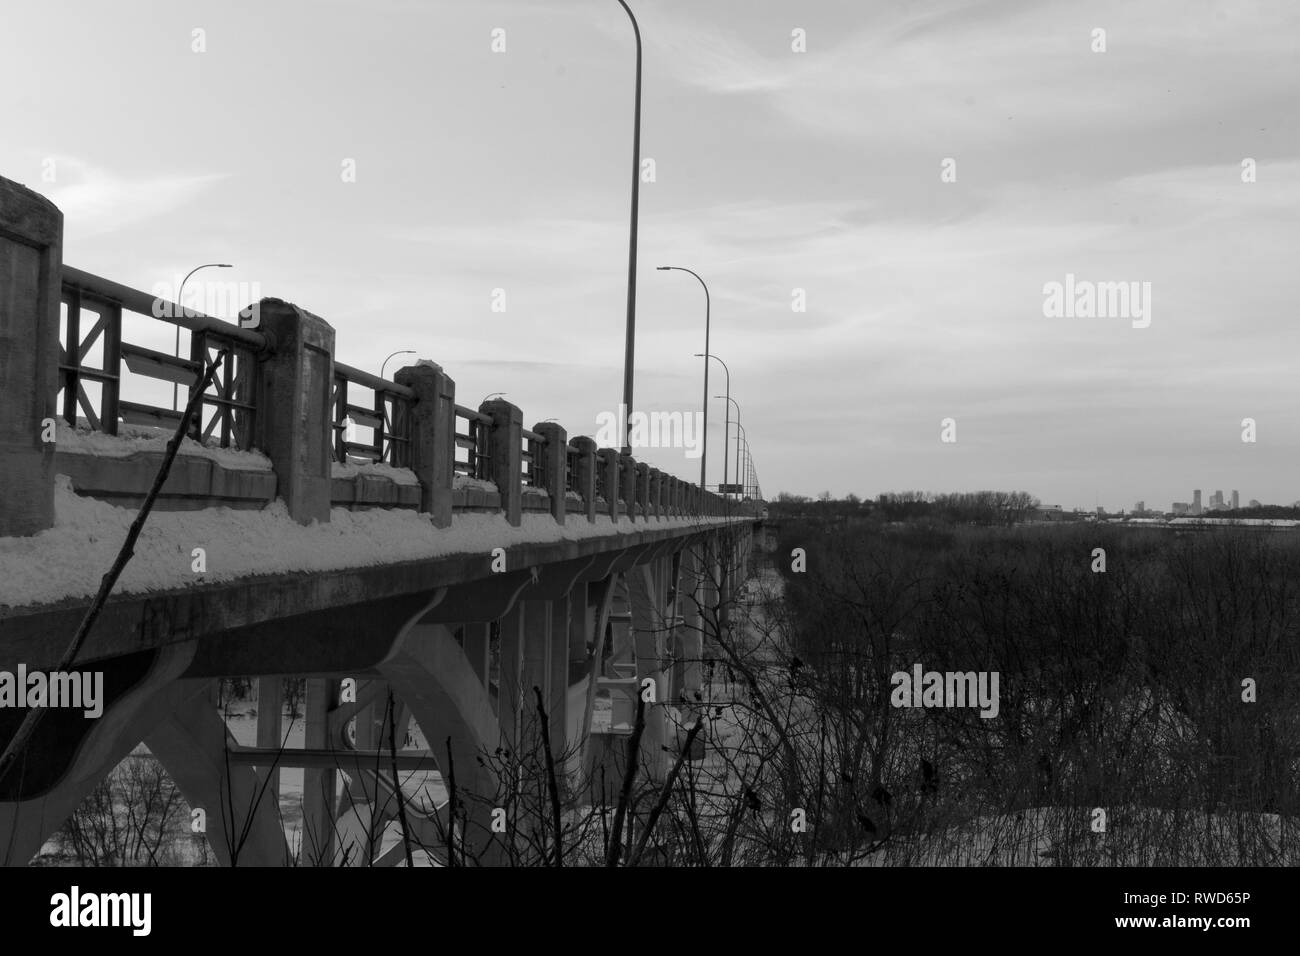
[444,736,458,867]
[533,686,565,866]
[627,717,704,867]
[0,349,229,790]
[386,690,415,867]
[605,692,647,867]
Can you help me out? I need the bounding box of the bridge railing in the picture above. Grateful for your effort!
[521,427,545,491]
[332,362,413,465]
[58,266,264,449]
[0,173,755,537]
[453,404,492,482]
[564,444,578,494]
[594,451,608,504]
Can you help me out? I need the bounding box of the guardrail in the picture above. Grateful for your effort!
[0,170,759,537]
[333,361,413,465]
[521,426,545,490]
[453,403,491,481]
[44,267,754,528]
[59,266,264,449]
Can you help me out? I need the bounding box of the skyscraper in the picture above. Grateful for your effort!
[1193,489,1202,515]
[1231,490,1239,510]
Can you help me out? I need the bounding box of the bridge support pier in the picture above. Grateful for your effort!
[462,623,491,696]
[301,678,342,865]
[255,677,283,802]
[521,600,551,742]
[333,680,411,867]
[145,679,289,867]
[547,596,570,759]
[377,622,500,865]
[0,643,196,865]
[626,563,670,783]
[498,604,525,751]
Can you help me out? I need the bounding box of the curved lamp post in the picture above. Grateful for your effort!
[723,398,742,500]
[734,422,749,498]
[381,349,416,380]
[173,263,232,410]
[697,352,730,496]
[658,266,711,489]
[616,0,643,456]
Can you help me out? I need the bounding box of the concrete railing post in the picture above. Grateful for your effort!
[395,361,456,528]
[572,436,597,523]
[255,299,334,525]
[534,421,567,524]
[636,462,650,522]
[0,178,61,537]
[482,399,523,527]
[620,454,638,522]
[597,448,620,520]
[648,468,661,520]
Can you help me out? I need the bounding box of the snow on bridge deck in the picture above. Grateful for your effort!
[0,475,734,610]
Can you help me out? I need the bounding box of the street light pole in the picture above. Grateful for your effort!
[698,352,729,494]
[726,402,742,500]
[716,390,740,501]
[658,266,710,489]
[173,263,232,410]
[616,0,643,457]
[734,422,748,498]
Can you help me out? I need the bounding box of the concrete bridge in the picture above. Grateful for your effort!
[0,175,762,865]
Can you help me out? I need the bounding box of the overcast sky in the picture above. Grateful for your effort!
[3,0,1298,509]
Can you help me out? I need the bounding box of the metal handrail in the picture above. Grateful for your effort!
[454,403,492,424]
[56,271,748,512]
[63,266,268,351]
[334,361,415,400]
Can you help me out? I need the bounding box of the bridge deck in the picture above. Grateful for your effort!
[0,474,743,668]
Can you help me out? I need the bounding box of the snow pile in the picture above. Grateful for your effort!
[0,476,735,608]
[55,421,272,472]
[331,460,420,486]
[453,475,498,493]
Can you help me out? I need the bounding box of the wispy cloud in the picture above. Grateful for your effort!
[42,157,228,238]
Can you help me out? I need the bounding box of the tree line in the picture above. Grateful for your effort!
[772,489,1041,525]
